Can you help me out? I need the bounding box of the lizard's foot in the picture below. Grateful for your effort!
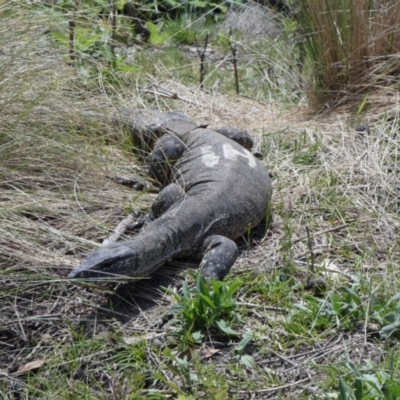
[106,175,150,191]
[199,235,238,280]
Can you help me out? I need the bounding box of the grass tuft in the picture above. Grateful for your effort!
[296,0,400,109]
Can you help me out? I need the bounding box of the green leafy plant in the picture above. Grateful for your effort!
[165,273,241,342]
[325,357,400,400]
[146,22,169,45]
[288,283,400,340]
[52,22,138,86]
[231,330,257,369]
[162,15,210,45]
[375,294,400,340]
[287,286,368,332]
[163,348,196,390]
[146,0,229,17]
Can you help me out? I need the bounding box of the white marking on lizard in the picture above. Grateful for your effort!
[201,146,220,167]
[222,143,257,168]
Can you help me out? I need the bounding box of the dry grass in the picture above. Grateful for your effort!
[298,0,400,108]
[1,2,400,398]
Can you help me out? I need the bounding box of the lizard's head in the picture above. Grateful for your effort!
[67,243,138,279]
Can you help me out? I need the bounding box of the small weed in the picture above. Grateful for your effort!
[375,294,400,340]
[243,273,295,308]
[164,273,241,343]
[231,330,257,369]
[288,283,400,339]
[152,349,230,398]
[163,348,195,391]
[146,22,169,45]
[287,285,366,332]
[327,354,400,400]
[51,23,138,86]
[163,15,210,45]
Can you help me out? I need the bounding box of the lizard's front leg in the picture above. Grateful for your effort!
[199,235,238,280]
[146,133,185,186]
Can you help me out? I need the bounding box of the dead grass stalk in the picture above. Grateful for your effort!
[297,0,400,108]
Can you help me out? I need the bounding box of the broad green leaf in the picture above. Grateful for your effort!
[387,293,400,307]
[346,361,360,376]
[198,293,217,310]
[191,331,203,343]
[118,64,139,73]
[227,280,241,297]
[145,22,168,45]
[216,319,239,336]
[383,312,398,324]
[182,281,190,298]
[379,321,400,339]
[341,287,362,306]
[361,374,382,394]
[239,354,257,369]
[338,377,348,400]
[354,377,363,400]
[235,330,253,353]
[196,273,208,295]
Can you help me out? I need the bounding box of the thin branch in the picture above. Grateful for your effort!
[195,33,209,89]
[233,377,310,394]
[142,83,201,105]
[68,0,80,63]
[290,221,355,246]
[306,225,315,274]
[110,0,117,55]
[102,212,140,246]
[229,31,239,95]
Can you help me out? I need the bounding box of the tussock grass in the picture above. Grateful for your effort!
[297,0,400,108]
[1,2,400,399]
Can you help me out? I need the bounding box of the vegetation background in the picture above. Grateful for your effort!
[1,0,399,398]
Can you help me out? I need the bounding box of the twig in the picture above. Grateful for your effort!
[290,221,355,246]
[3,314,64,326]
[237,302,288,313]
[68,20,75,62]
[110,0,117,55]
[229,31,239,95]
[233,377,310,394]
[102,212,139,246]
[142,83,201,105]
[306,226,315,274]
[68,1,80,63]
[195,33,209,89]
[269,349,298,367]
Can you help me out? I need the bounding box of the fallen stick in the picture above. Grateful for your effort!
[102,212,140,246]
[290,221,355,246]
[142,85,201,106]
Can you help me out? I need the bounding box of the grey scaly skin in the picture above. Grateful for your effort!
[68,109,272,280]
